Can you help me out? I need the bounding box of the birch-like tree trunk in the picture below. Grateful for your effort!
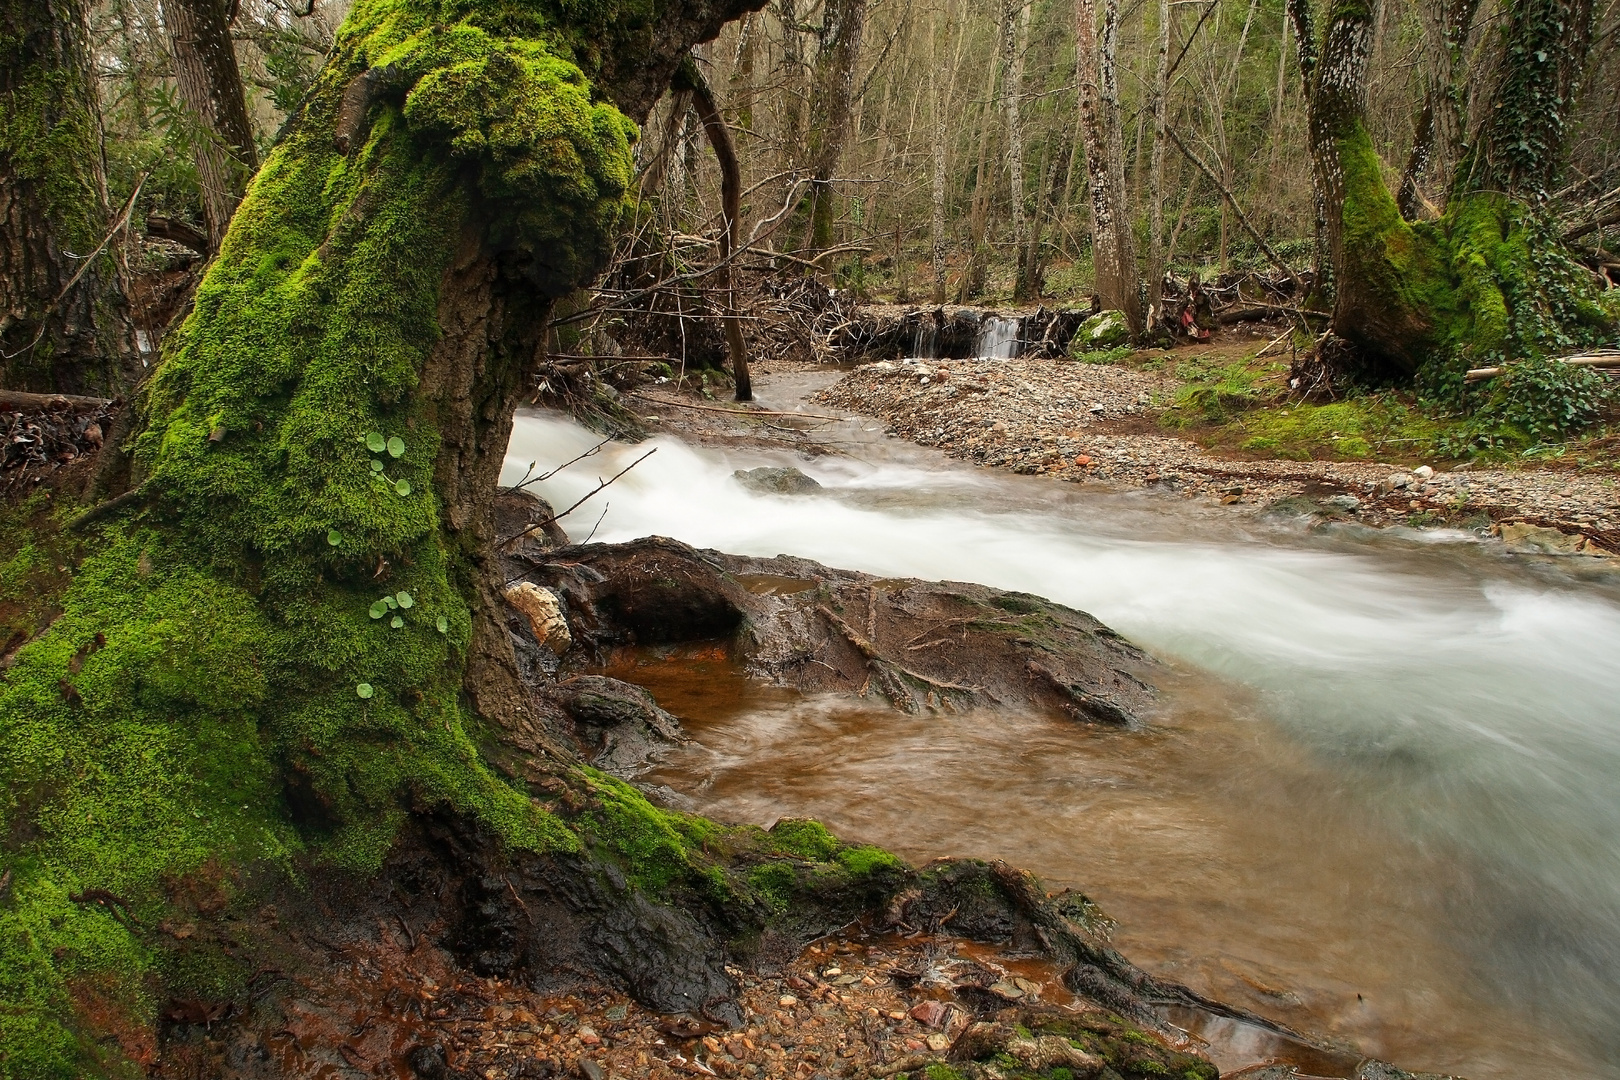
[163,0,259,250]
[1146,0,1170,328]
[784,0,866,262]
[957,23,1004,302]
[1074,0,1140,331]
[1003,0,1034,301]
[928,7,949,304]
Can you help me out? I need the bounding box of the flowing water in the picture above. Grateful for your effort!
[975,315,1024,359]
[503,372,1620,1078]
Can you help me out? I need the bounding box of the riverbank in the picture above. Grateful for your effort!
[810,352,1620,557]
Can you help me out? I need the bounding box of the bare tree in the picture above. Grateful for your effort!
[1075,0,1141,330]
[163,0,259,250]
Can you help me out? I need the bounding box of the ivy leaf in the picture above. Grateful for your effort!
[436,616,448,634]
[369,601,388,619]
[356,682,374,699]
[390,615,404,629]
[396,591,414,609]
[395,479,412,496]
[366,432,386,452]
[387,436,405,458]
[327,529,342,546]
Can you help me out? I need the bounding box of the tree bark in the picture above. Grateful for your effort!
[1074,0,1140,331]
[1002,0,1034,302]
[163,0,259,251]
[784,0,866,263]
[928,7,949,304]
[1146,0,1170,328]
[0,0,136,394]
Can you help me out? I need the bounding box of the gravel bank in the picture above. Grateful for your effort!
[815,357,1620,554]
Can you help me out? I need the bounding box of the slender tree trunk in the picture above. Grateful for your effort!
[731,10,759,132]
[0,0,136,394]
[784,0,865,262]
[1397,0,1479,218]
[1074,0,1140,330]
[958,22,1004,302]
[928,8,949,304]
[1146,0,1170,327]
[1003,0,1033,302]
[163,0,259,251]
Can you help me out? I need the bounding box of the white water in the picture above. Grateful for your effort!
[504,394,1620,1077]
[975,315,1023,358]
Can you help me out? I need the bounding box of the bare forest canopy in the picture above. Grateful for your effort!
[72,0,1619,273]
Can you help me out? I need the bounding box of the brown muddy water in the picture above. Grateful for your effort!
[508,371,1620,1079]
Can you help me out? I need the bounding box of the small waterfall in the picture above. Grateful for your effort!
[910,320,937,359]
[975,315,1022,359]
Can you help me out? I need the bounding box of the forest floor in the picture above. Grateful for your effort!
[808,338,1620,560]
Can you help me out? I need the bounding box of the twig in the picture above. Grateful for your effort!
[68,483,146,532]
[581,504,610,544]
[2,172,148,360]
[1162,127,1302,290]
[0,391,114,412]
[497,449,656,548]
[502,438,610,493]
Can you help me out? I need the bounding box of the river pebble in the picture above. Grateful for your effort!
[816,357,1620,555]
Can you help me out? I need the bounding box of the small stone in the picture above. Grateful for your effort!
[925,1033,951,1052]
[822,967,841,977]
[988,980,1026,1000]
[576,1061,605,1080]
[577,1027,601,1047]
[778,996,798,1008]
[1413,465,1434,479]
[604,1005,627,1022]
[908,1001,948,1028]
[1326,494,1361,512]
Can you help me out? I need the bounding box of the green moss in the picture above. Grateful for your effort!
[766,818,840,861]
[0,0,638,1068]
[836,845,904,876]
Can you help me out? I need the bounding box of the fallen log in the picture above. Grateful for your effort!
[1464,351,1620,382]
[0,390,115,412]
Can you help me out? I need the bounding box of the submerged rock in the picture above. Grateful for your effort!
[732,465,823,495]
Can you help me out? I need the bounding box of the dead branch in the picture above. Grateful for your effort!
[497,448,656,548]
[1162,127,1302,290]
[0,390,114,411]
[1464,350,1620,381]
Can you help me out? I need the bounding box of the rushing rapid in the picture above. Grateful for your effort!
[503,383,1620,1079]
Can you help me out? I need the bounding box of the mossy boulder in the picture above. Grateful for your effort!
[1072,310,1132,352]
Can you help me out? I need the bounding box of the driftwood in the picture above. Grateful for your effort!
[1464,350,1620,382]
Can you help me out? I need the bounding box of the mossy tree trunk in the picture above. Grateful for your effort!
[0,0,137,395]
[1290,0,1602,376]
[0,0,761,1071]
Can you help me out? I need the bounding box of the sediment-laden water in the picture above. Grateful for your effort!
[504,373,1620,1078]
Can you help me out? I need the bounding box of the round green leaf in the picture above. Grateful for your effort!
[366,432,386,452]
[356,682,374,699]
[436,616,448,634]
[327,529,342,547]
[396,591,414,609]
[369,601,388,619]
[395,478,411,496]
[387,435,405,458]
[384,595,398,610]
[371,459,384,472]
[390,615,404,629]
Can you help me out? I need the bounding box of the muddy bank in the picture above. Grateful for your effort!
[815,357,1620,557]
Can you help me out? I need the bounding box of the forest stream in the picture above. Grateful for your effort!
[506,370,1620,1080]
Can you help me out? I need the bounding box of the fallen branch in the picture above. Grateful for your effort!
[0,390,114,412]
[497,448,656,548]
[1464,351,1620,382]
[1162,127,1301,291]
[816,604,983,693]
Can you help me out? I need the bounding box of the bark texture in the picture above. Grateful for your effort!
[163,0,259,250]
[0,0,135,394]
[1002,0,1033,302]
[1074,0,1140,331]
[784,0,865,262]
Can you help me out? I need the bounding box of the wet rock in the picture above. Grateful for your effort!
[576,1059,605,1080]
[495,489,571,561]
[517,537,1158,723]
[505,582,573,654]
[733,466,823,495]
[1327,494,1362,512]
[407,1044,448,1079]
[1499,522,1587,555]
[546,675,685,775]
